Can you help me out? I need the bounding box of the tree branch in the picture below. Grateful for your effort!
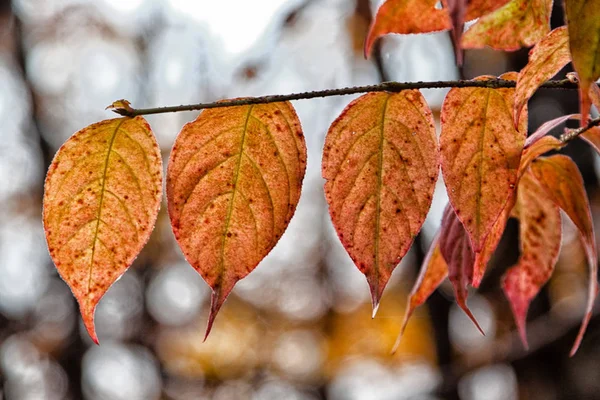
[111,78,578,117]
[561,116,600,142]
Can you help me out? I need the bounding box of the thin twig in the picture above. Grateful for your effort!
[111,78,577,117]
[561,117,600,142]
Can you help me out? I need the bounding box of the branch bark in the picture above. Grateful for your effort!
[110,78,578,117]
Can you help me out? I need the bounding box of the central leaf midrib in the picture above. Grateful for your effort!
[374,95,390,293]
[219,106,253,282]
[88,118,125,294]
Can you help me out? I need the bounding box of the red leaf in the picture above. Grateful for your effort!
[443,0,468,65]
[530,155,598,355]
[465,0,510,20]
[472,195,514,288]
[43,116,163,343]
[364,0,452,58]
[440,73,525,252]
[461,0,553,51]
[392,234,447,353]
[439,204,484,334]
[565,0,600,125]
[524,114,580,148]
[323,91,439,315]
[502,168,561,348]
[514,27,571,126]
[167,102,307,339]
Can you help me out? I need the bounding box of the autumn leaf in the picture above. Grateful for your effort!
[472,196,514,288]
[519,136,564,176]
[167,102,307,339]
[581,83,600,152]
[461,0,552,51]
[439,204,484,333]
[464,0,510,20]
[502,168,561,348]
[443,0,467,65]
[440,73,525,252]
[524,114,580,148]
[473,117,570,288]
[364,0,452,58]
[530,155,598,355]
[565,0,600,125]
[43,116,163,343]
[392,234,447,353]
[323,91,439,315]
[514,27,571,126]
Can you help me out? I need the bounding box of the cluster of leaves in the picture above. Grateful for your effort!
[43,0,600,354]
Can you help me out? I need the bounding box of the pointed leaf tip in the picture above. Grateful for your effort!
[323,91,439,312]
[80,299,100,345]
[204,287,226,342]
[393,234,447,354]
[168,101,307,337]
[456,296,486,336]
[391,308,413,355]
[43,116,163,343]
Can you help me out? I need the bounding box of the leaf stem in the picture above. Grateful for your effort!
[561,117,600,143]
[111,78,577,117]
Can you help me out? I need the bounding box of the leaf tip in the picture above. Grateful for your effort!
[371,296,381,319]
[80,299,100,345]
[456,296,485,336]
[391,307,414,355]
[204,288,224,342]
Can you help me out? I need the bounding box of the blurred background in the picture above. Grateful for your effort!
[0,0,599,399]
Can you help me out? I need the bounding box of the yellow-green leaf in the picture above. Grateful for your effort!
[323,91,439,314]
[461,0,552,51]
[43,116,163,343]
[565,0,600,125]
[167,102,307,339]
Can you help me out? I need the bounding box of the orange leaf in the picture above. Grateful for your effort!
[439,204,484,334]
[514,27,571,126]
[519,136,564,176]
[461,0,552,51]
[565,0,600,125]
[530,155,598,355]
[465,0,510,20]
[473,118,568,288]
[440,74,525,252]
[392,234,447,353]
[472,195,514,288]
[323,91,439,315]
[502,168,561,349]
[364,0,452,58]
[43,116,163,343]
[167,102,307,339]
